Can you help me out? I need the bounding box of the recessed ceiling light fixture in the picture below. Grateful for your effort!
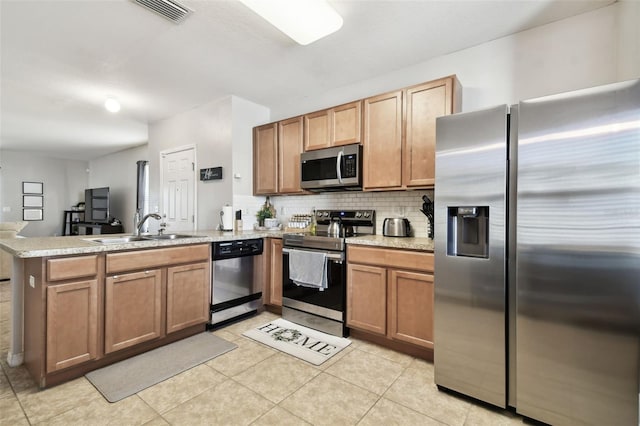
[239,0,343,45]
[104,97,121,113]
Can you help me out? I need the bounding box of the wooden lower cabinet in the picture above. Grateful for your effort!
[166,262,210,333]
[264,238,283,307]
[104,269,163,354]
[23,244,211,388]
[46,279,99,373]
[346,264,387,335]
[347,245,434,352]
[388,269,434,348]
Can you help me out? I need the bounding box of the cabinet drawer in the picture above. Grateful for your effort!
[347,245,433,273]
[47,255,99,282]
[106,244,210,274]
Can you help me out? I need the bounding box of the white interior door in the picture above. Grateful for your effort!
[161,147,196,232]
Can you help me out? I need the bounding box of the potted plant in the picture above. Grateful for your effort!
[256,196,276,227]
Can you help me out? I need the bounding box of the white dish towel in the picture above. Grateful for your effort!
[288,249,328,291]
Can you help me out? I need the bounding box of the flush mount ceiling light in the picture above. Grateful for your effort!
[104,97,121,113]
[239,0,343,45]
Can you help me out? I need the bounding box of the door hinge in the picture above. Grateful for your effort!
[192,215,195,223]
[192,162,195,171]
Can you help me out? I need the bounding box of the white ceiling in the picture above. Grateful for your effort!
[0,0,613,161]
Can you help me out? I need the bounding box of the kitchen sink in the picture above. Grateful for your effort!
[86,234,198,244]
[144,234,197,240]
[85,236,148,244]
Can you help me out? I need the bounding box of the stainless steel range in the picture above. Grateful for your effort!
[282,209,375,337]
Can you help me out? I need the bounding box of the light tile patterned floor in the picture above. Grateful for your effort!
[0,280,524,425]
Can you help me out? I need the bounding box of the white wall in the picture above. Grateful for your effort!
[231,96,271,229]
[266,2,639,236]
[89,144,149,233]
[148,95,269,232]
[269,2,634,120]
[0,150,88,237]
[617,0,640,81]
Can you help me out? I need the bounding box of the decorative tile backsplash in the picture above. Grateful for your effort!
[235,190,434,238]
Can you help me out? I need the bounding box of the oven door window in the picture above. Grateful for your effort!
[282,252,345,311]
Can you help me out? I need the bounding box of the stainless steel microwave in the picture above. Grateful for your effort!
[300,144,362,192]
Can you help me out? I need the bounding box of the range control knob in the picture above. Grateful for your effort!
[355,212,362,218]
[363,211,371,218]
[323,212,330,217]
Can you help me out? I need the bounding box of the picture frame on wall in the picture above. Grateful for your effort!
[23,209,43,221]
[22,181,43,195]
[23,195,43,208]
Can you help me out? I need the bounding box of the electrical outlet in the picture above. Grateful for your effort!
[29,275,35,288]
[2,206,10,212]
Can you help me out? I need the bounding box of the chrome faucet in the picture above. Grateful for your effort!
[133,211,162,236]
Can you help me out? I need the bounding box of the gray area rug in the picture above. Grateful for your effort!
[86,332,237,402]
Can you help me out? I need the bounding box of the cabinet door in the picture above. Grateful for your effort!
[304,109,331,151]
[104,270,162,354]
[254,123,278,195]
[166,262,210,334]
[363,91,403,190]
[46,280,99,373]
[278,117,304,194]
[347,263,387,335]
[403,77,454,188]
[332,100,362,146]
[388,269,434,349]
[267,238,283,306]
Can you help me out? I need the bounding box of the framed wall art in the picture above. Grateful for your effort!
[22,181,43,195]
[23,195,43,208]
[23,209,43,221]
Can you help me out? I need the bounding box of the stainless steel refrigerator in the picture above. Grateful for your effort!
[433,79,639,425]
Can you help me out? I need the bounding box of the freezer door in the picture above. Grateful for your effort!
[434,105,509,408]
[516,79,640,425]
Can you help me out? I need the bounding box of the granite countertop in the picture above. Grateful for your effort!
[0,229,285,258]
[0,230,433,258]
[346,235,434,252]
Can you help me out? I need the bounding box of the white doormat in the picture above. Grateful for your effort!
[242,318,351,365]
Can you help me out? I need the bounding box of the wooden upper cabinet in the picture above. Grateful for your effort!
[362,75,461,191]
[333,101,362,146]
[363,91,403,190]
[304,101,362,151]
[254,123,278,195]
[278,116,304,194]
[403,76,460,188]
[304,109,331,151]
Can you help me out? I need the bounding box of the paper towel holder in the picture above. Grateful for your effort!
[220,204,234,231]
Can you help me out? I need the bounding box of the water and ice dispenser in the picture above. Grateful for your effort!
[447,206,489,258]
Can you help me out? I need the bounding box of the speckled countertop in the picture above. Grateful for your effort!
[0,229,286,258]
[0,230,433,258]
[345,235,434,252]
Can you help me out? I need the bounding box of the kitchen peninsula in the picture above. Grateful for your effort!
[0,231,433,388]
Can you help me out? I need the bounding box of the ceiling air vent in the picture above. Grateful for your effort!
[132,0,192,24]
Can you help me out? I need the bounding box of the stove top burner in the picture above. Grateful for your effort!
[283,209,376,252]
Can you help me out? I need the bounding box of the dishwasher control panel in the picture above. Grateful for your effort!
[212,238,264,260]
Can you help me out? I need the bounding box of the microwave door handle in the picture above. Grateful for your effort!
[336,150,343,183]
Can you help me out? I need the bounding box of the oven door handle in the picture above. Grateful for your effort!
[282,247,344,262]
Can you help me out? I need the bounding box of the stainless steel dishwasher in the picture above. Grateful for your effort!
[208,238,264,329]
